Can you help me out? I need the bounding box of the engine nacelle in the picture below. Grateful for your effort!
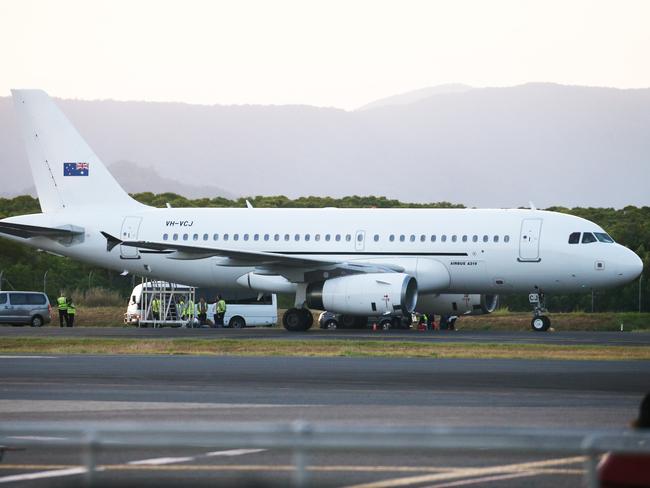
[306,273,418,316]
[416,293,499,316]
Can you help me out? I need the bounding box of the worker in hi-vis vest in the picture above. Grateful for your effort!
[215,295,227,328]
[151,297,160,321]
[67,299,76,328]
[185,298,195,327]
[57,291,68,328]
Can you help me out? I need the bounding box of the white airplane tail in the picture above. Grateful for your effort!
[11,89,142,213]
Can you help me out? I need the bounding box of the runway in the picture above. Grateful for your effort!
[1,325,649,346]
[1,354,649,486]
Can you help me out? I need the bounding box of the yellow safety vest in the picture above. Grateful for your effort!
[152,299,160,313]
[57,296,68,310]
[68,304,76,315]
[217,299,226,313]
[186,300,194,315]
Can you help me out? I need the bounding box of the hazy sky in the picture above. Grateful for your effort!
[1,0,648,109]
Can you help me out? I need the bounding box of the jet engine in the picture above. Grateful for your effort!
[306,273,418,316]
[416,293,499,316]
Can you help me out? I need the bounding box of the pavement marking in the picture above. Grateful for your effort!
[205,449,267,457]
[0,467,87,483]
[342,456,586,488]
[424,470,546,487]
[7,436,69,442]
[0,356,56,359]
[128,457,195,466]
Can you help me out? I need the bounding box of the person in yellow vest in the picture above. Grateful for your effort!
[57,291,68,328]
[185,298,195,327]
[67,299,76,327]
[215,295,227,328]
[151,297,160,321]
[197,297,208,327]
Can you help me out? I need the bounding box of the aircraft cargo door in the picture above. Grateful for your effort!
[120,216,142,259]
[519,219,542,262]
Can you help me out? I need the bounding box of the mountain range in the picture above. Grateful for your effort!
[1,83,648,208]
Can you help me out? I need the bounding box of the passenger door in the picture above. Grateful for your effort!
[120,216,142,259]
[0,292,15,323]
[519,219,543,262]
[8,293,30,324]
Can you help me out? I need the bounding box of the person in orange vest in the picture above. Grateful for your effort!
[598,393,650,487]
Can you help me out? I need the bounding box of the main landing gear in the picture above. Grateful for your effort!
[283,308,314,332]
[529,288,551,332]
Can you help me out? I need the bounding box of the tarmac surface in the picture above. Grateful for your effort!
[1,353,649,486]
[1,325,650,346]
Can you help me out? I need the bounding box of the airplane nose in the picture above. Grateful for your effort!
[619,248,644,282]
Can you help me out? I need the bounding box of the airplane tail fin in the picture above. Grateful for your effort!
[11,89,143,213]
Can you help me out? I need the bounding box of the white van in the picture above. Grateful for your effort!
[125,281,277,328]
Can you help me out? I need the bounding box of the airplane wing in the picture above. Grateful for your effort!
[0,222,83,239]
[100,232,404,275]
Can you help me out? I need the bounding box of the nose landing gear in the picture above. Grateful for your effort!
[529,288,551,332]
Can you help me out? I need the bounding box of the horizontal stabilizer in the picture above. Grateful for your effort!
[0,222,83,239]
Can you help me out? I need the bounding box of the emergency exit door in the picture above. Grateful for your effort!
[120,216,142,259]
[519,219,542,262]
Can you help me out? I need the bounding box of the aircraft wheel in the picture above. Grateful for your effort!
[531,316,551,332]
[283,308,311,332]
[339,315,356,329]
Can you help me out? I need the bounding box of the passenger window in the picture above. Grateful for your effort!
[431,235,436,242]
[420,235,426,242]
[183,234,188,241]
[274,234,280,241]
[284,234,290,241]
[441,235,447,242]
[264,234,270,241]
[582,232,597,244]
[243,234,249,241]
[213,233,219,241]
[462,235,468,242]
[357,234,363,242]
[452,235,457,242]
[400,235,405,242]
[568,232,581,244]
[493,235,499,243]
[325,234,331,241]
[504,235,510,243]
[193,234,198,241]
[233,234,239,241]
[389,234,395,242]
[0,293,6,304]
[203,234,208,241]
[9,293,28,305]
[305,234,310,241]
[173,234,178,241]
[28,294,46,305]
[346,234,351,241]
[374,234,379,242]
[472,235,478,242]
[409,234,415,242]
[294,234,300,241]
[335,234,341,242]
[254,234,259,241]
[315,234,320,241]
[224,234,229,241]
[483,235,488,242]
[163,233,169,241]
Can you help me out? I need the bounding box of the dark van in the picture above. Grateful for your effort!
[0,291,52,327]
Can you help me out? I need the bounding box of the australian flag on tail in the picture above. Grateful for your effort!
[63,162,89,176]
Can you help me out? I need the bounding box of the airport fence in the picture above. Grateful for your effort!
[1,422,649,487]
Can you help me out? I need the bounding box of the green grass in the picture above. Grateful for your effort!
[1,338,649,361]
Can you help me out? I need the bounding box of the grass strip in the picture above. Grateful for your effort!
[1,338,649,361]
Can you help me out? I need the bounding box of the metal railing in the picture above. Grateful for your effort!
[1,422,649,487]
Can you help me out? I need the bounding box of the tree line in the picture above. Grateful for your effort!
[0,194,647,312]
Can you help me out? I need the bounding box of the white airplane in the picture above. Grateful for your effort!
[1,90,643,331]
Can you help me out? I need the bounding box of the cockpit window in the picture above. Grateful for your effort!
[581,232,597,244]
[594,232,615,243]
[568,232,581,244]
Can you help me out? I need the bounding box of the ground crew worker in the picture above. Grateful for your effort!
[57,291,68,328]
[197,297,208,327]
[177,297,186,320]
[185,297,195,327]
[151,297,160,321]
[215,295,227,327]
[67,299,76,327]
